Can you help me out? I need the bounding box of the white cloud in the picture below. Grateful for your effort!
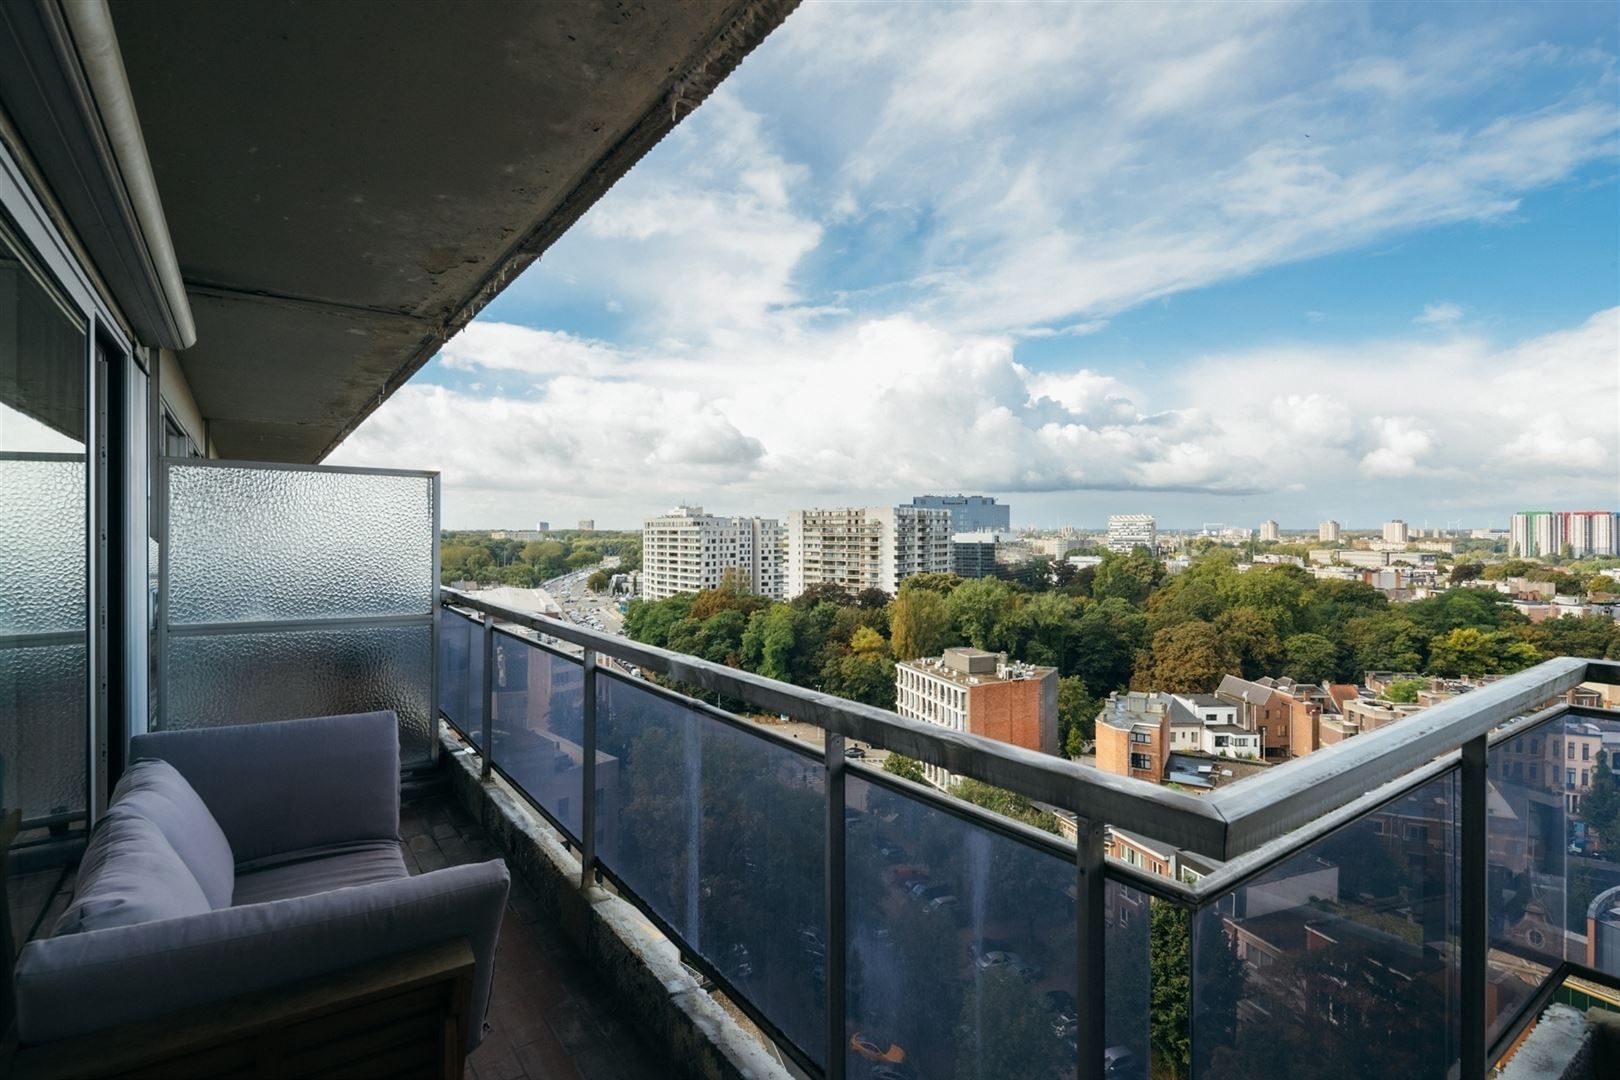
[327,3,1620,526]
[1360,417,1438,477]
[1417,302,1464,325]
[332,308,1620,526]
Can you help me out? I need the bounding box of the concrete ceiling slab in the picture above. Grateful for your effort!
[109,0,796,461]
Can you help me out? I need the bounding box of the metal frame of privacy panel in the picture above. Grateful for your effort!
[158,458,439,766]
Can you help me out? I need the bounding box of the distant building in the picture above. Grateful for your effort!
[1168,694,1262,759]
[1095,691,1171,782]
[786,505,951,598]
[1106,514,1156,554]
[1214,676,1294,761]
[950,530,1006,579]
[1510,511,1562,558]
[911,494,1010,533]
[1032,535,1086,558]
[640,506,784,601]
[1259,520,1281,542]
[490,529,546,542]
[577,519,595,532]
[1565,511,1618,557]
[895,648,1057,788]
[536,521,550,532]
[1382,519,1409,545]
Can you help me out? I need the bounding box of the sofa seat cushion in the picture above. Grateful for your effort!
[54,811,212,935]
[110,758,236,909]
[232,839,408,906]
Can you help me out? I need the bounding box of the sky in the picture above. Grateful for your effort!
[329,1,1620,532]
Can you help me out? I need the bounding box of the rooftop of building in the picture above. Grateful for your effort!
[899,647,1055,686]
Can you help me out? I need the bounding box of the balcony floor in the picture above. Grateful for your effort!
[403,787,667,1080]
[6,790,665,1080]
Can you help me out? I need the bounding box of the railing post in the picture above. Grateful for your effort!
[1076,815,1106,1080]
[1461,735,1488,1078]
[580,649,598,890]
[824,731,847,1080]
[480,613,494,780]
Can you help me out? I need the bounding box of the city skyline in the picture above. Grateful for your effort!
[331,2,1619,529]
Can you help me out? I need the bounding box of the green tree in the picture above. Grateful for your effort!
[1137,620,1237,693]
[1428,627,1541,677]
[890,586,952,661]
[1584,750,1620,850]
[882,753,927,784]
[953,967,1068,1080]
[953,779,1061,834]
[1281,632,1340,685]
[1071,598,1148,694]
[586,568,611,592]
[946,576,1013,650]
[900,571,964,595]
[1213,606,1283,680]
[1092,547,1163,605]
[1448,561,1486,585]
[1382,677,1426,704]
[1150,900,1192,1079]
[1058,675,1099,758]
[1340,612,1427,679]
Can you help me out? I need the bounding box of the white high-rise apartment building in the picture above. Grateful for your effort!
[785,506,951,598]
[1318,520,1341,543]
[1565,511,1618,557]
[1259,520,1281,542]
[1511,512,1563,559]
[1382,519,1410,545]
[1511,511,1618,558]
[1106,514,1156,554]
[640,506,784,601]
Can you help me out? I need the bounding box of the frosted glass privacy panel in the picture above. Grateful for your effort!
[166,624,433,764]
[166,464,434,624]
[0,643,87,821]
[0,456,86,635]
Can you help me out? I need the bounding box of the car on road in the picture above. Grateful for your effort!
[844,745,866,759]
[973,948,1041,979]
[1045,989,1078,1035]
[925,895,958,915]
[848,1034,906,1065]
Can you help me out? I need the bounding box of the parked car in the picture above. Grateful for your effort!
[870,1063,917,1080]
[925,895,958,915]
[848,1033,907,1064]
[1046,988,1079,1035]
[844,745,867,759]
[1104,1046,1138,1077]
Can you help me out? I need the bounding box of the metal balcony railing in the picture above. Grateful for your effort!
[439,586,1620,1080]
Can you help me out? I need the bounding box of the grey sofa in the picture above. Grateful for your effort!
[13,711,510,1051]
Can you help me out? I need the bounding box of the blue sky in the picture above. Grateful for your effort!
[333,1,1620,531]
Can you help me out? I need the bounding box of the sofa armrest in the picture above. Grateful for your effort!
[128,711,401,862]
[15,859,509,1049]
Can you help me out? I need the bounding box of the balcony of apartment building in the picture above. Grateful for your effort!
[4,5,1620,1080]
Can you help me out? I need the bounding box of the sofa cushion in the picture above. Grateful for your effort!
[54,811,212,935]
[232,839,409,906]
[110,758,236,909]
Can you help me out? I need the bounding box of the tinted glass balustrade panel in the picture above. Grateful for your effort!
[594,673,826,1067]
[1191,769,1459,1080]
[489,631,584,840]
[166,624,433,763]
[1,233,88,828]
[166,464,433,625]
[438,608,484,745]
[1485,718,1568,1042]
[1572,714,1620,981]
[845,773,1103,1080]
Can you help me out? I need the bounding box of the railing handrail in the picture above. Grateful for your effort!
[441,588,1616,863]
